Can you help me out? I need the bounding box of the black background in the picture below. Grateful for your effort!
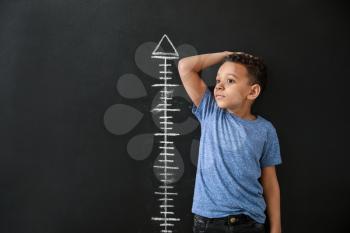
[1,0,349,233]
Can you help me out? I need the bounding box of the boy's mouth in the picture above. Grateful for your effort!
[215,94,225,99]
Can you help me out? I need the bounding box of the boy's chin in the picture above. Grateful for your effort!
[216,102,239,111]
[216,102,226,109]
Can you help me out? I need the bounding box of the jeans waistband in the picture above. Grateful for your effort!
[194,213,253,225]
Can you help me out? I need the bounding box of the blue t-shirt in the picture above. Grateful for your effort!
[191,87,282,224]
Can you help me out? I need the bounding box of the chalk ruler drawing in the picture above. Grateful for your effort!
[150,34,181,233]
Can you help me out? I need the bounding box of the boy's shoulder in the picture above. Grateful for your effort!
[256,115,278,133]
[254,116,281,147]
[257,115,273,126]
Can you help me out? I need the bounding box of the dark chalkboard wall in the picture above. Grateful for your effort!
[1,0,349,233]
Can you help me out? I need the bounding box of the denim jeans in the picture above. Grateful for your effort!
[192,214,265,233]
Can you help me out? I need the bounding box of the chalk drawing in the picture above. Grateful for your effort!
[103,36,202,232]
[150,34,180,233]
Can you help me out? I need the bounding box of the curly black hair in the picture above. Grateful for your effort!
[223,52,268,97]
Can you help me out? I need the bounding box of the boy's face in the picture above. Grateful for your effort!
[214,62,260,112]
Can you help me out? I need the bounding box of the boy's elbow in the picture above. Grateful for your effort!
[178,58,194,79]
[178,58,188,75]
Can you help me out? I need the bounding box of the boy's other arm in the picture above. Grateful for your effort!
[178,51,233,107]
[261,166,282,233]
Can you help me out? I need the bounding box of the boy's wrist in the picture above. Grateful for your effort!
[196,52,232,71]
[224,51,234,56]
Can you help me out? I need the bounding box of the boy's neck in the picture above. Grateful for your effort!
[226,103,256,120]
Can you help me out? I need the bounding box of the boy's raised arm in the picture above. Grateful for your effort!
[178,51,233,107]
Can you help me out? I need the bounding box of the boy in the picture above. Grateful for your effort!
[178,52,282,233]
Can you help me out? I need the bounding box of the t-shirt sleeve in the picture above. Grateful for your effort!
[260,125,282,168]
[191,87,216,123]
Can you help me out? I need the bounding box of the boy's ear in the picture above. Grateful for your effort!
[247,84,261,100]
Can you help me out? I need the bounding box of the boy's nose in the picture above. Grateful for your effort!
[215,85,223,90]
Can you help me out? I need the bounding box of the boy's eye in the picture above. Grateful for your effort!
[216,79,235,84]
